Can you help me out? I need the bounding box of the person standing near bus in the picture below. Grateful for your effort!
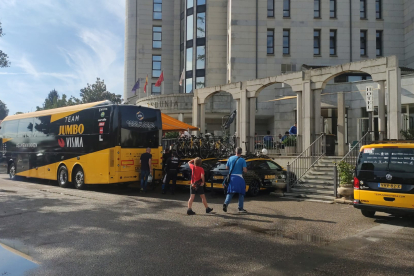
[223,147,248,213]
[140,148,152,193]
[162,151,180,195]
[187,157,213,215]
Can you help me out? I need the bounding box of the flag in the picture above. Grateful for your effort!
[179,69,185,86]
[131,79,140,95]
[155,71,164,87]
[144,75,148,93]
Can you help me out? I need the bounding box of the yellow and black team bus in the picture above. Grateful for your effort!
[0,101,163,189]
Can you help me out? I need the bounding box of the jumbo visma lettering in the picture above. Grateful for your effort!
[58,124,85,135]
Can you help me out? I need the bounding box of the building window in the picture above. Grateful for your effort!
[196,12,205,38]
[186,78,193,93]
[153,0,162,20]
[196,77,205,89]
[268,0,274,17]
[330,30,336,56]
[152,55,162,78]
[197,0,205,5]
[196,46,205,69]
[376,31,383,56]
[283,0,290,18]
[267,29,274,55]
[283,29,290,55]
[314,30,321,55]
[330,0,336,18]
[314,0,320,18]
[360,30,367,56]
[186,48,193,71]
[152,26,162,48]
[360,0,366,19]
[376,0,382,19]
[151,84,161,94]
[187,14,194,41]
[187,0,194,9]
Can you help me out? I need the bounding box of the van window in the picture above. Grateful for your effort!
[357,148,414,173]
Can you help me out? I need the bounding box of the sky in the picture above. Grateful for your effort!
[0,0,125,115]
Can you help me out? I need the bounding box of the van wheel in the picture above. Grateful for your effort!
[247,179,261,197]
[361,210,376,218]
[58,166,71,188]
[9,163,16,180]
[73,167,85,190]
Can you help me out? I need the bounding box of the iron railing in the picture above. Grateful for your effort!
[248,135,302,156]
[287,134,326,192]
[333,131,385,198]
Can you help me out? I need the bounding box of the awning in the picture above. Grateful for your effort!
[162,113,198,132]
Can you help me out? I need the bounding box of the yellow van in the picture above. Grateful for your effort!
[354,143,414,217]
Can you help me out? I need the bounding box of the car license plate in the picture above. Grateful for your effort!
[177,173,183,177]
[213,175,224,180]
[265,175,275,180]
[378,183,402,189]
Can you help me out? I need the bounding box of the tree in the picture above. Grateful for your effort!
[36,89,80,111]
[0,100,9,120]
[14,112,24,115]
[80,78,122,104]
[0,22,11,68]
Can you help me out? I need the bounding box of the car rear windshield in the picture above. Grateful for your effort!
[357,147,414,173]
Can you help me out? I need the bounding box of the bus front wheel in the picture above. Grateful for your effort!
[73,167,85,190]
[58,166,71,188]
[9,163,16,180]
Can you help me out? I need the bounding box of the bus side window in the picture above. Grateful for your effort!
[17,118,34,138]
[33,117,49,137]
[3,121,19,138]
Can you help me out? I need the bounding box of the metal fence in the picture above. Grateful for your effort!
[286,134,326,192]
[248,135,302,156]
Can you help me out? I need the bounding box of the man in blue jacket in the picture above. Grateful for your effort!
[289,123,297,135]
[223,147,248,213]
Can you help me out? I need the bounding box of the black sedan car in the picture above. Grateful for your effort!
[208,157,290,196]
[173,158,218,188]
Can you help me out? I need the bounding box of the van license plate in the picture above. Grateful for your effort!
[213,175,224,180]
[177,173,183,177]
[379,183,402,189]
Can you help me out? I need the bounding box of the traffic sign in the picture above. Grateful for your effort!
[366,86,374,112]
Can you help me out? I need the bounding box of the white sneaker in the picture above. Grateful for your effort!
[238,209,247,213]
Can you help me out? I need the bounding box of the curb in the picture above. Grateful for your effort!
[334,198,353,204]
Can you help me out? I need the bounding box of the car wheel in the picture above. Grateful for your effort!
[361,210,376,218]
[73,167,85,190]
[247,179,261,197]
[58,165,71,188]
[9,163,16,180]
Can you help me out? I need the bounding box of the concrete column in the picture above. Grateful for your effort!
[337,92,346,156]
[192,97,199,135]
[249,97,257,153]
[240,90,248,154]
[178,113,184,122]
[302,82,314,149]
[314,89,322,136]
[200,103,206,134]
[387,68,402,139]
[377,80,386,140]
[296,91,302,136]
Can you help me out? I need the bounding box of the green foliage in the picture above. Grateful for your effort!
[36,89,80,111]
[282,135,296,146]
[400,129,414,140]
[14,112,23,115]
[0,100,9,120]
[0,22,11,68]
[337,161,354,186]
[165,132,179,139]
[80,78,122,104]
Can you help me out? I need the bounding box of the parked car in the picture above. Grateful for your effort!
[173,158,218,188]
[208,156,291,196]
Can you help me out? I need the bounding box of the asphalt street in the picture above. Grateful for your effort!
[0,177,414,275]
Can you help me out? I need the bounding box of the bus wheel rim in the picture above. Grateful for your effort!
[59,170,67,185]
[75,171,84,185]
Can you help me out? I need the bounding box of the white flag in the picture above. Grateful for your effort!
[179,68,185,86]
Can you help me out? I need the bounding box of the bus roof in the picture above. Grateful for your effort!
[2,101,111,123]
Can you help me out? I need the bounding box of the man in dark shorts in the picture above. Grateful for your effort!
[140,148,152,193]
[162,151,180,194]
[187,157,213,215]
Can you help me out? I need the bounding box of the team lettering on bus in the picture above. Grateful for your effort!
[58,124,85,136]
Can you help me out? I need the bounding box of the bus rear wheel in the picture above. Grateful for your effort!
[58,165,71,188]
[9,163,16,180]
[73,167,85,190]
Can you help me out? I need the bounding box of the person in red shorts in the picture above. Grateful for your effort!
[187,157,213,215]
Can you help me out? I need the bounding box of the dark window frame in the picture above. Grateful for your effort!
[314,0,321,18]
[151,83,161,94]
[152,26,162,49]
[268,0,274,17]
[314,29,321,56]
[283,0,290,18]
[376,30,383,57]
[267,29,274,55]
[283,29,290,55]
[153,0,162,20]
[376,0,382,19]
[152,55,162,78]
[330,0,336,18]
[330,30,337,56]
[360,0,367,19]
[360,30,367,56]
